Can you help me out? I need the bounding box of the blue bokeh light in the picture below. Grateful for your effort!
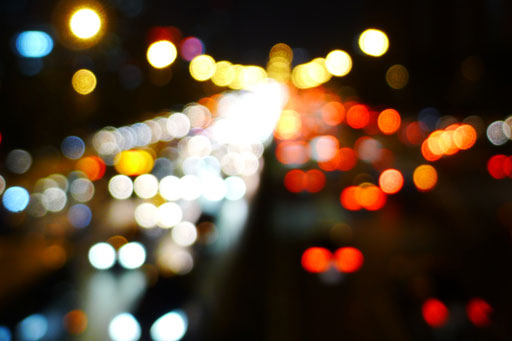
[0,326,11,341]
[2,186,30,212]
[15,31,53,58]
[67,204,92,228]
[61,136,85,160]
[17,314,47,341]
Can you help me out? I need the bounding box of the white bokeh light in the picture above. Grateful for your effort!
[88,242,116,270]
[109,175,134,199]
[150,310,188,341]
[118,242,146,269]
[108,313,141,341]
[133,174,159,199]
[157,202,183,228]
[171,222,198,247]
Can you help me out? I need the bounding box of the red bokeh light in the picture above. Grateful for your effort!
[340,186,361,211]
[466,298,492,327]
[487,154,510,179]
[346,104,370,129]
[304,169,326,193]
[301,247,332,273]
[422,298,449,328]
[333,247,364,273]
[284,169,305,193]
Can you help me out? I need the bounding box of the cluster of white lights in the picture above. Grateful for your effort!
[88,241,146,270]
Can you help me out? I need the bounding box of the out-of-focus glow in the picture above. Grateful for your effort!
[88,242,116,270]
[379,169,404,194]
[319,147,357,171]
[310,135,339,162]
[275,141,309,165]
[487,154,512,179]
[147,40,177,69]
[333,247,364,273]
[114,150,154,176]
[202,176,227,202]
[0,176,5,196]
[422,298,449,328]
[70,178,95,202]
[180,175,202,200]
[304,169,326,193]
[180,37,204,61]
[378,109,401,134]
[118,242,146,269]
[413,164,438,191]
[321,102,345,126]
[167,113,191,139]
[355,137,382,163]
[487,120,509,146]
[189,54,216,81]
[358,29,389,57]
[134,203,158,228]
[68,203,92,228]
[284,169,305,193]
[108,313,141,341]
[150,310,188,341]
[453,124,477,150]
[212,61,236,87]
[6,149,32,174]
[42,187,67,212]
[159,176,181,201]
[274,110,302,140]
[157,202,183,228]
[72,69,97,95]
[76,156,105,180]
[346,104,370,129]
[61,136,85,159]
[109,175,133,199]
[325,50,352,76]
[0,326,10,341]
[17,314,47,341]
[15,31,53,58]
[133,174,159,199]
[386,64,408,89]
[355,184,387,210]
[466,298,492,327]
[224,176,246,200]
[301,247,331,273]
[63,310,87,335]
[69,8,101,39]
[2,186,29,212]
[340,186,362,211]
[171,221,198,247]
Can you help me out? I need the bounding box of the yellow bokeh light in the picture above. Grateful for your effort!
[72,69,97,95]
[147,40,177,69]
[189,54,216,81]
[69,8,101,39]
[269,43,293,64]
[413,164,438,192]
[238,65,267,89]
[325,50,352,77]
[359,29,389,57]
[114,150,154,176]
[292,59,330,89]
[212,61,235,87]
[386,64,409,89]
[275,110,302,140]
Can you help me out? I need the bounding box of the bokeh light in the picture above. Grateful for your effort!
[189,54,216,81]
[76,156,105,180]
[118,242,146,269]
[72,69,97,95]
[69,8,102,39]
[422,298,449,328]
[325,50,352,76]
[108,313,141,341]
[63,310,87,335]
[109,175,134,199]
[157,202,183,228]
[377,109,401,135]
[466,298,492,327]
[0,326,10,341]
[333,247,364,273]
[413,164,438,191]
[147,40,177,69]
[301,247,331,273]
[88,242,116,270]
[133,174,159,199]
[114,150,154,176]
[171,221,198,247]
[68,204,92,228]
[2,186,30,212]
[385,64,408,89]
[15,31,53,58]
[150,310,188,341]
[61,136,85,159]
[346,104,370,129]
[321,102,345,126]
[379,169,404,194]
[17,314,47,341]
[179,37,204,61]
[6,149,32,174]
[359,28,389,57]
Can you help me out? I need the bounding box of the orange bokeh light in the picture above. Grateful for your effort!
[346,104,370,129]
[413,164,438,191]
[377,108,401,135]
[64,309,88,335]
[333,247,364,273]
[422,298,449,328]
[321,101,345,126]
[421,139,442,162]
[453,124,477,150]
[76,156,106,181]
[379,169,404,194]
[301,247,332,273]
[355,184,387,210]
[340,186,361,211]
